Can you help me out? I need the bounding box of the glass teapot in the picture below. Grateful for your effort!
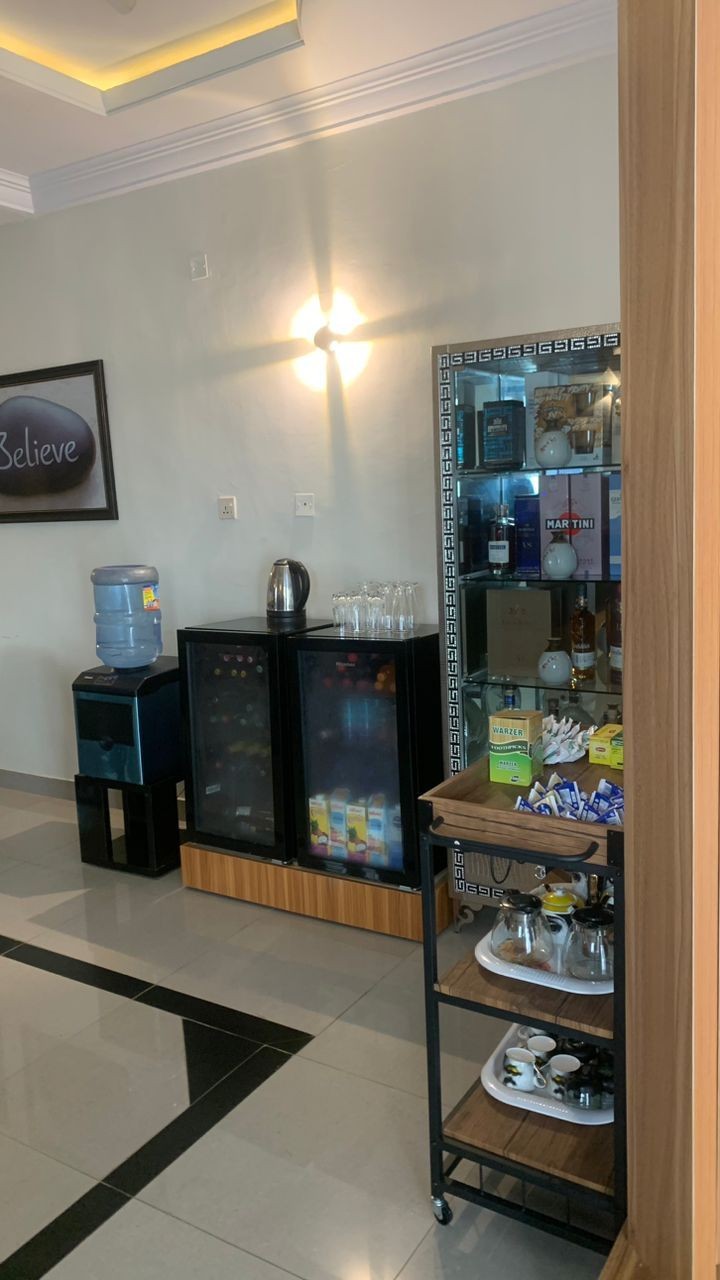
[490,892,554,971]
[566,906,614,981]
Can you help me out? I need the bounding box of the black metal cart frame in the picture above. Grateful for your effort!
[419,807,626,1255]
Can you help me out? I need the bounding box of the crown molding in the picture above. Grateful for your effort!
[0,167,33,214]
[27,0,615,216]
[0,48,104,114]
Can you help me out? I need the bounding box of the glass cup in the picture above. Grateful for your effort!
[365,593,383,635]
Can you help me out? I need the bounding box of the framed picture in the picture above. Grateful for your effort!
[0,360,118,523]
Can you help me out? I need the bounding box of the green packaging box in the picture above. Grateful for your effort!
[488,709,544,787]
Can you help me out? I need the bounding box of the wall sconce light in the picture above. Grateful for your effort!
[291,289,371,391]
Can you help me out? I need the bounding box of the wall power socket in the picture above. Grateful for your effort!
[218,496,237,520]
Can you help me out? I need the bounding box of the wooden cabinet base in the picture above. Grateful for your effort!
[180,844,451,941]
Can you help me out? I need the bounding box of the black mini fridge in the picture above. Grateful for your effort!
[288,627,444,888]
[178,616,331,861]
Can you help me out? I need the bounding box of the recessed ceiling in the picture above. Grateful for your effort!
[0,0,273,72]
[0,0,301,112]
[0,0,616,219]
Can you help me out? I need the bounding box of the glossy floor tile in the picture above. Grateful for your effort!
[0,1000,256,1177]
[396,1196,603,1280]
[300,952,498,1111]
[0,1132,95,1263]
[162,909,415,1034]
[44,1199,293,1280]
[28,880,261,983]
[0,819,85,869]
[0,788,610,1279]
[0,957,124,1080]
[0,860,109,942]
[142,1054,432,1280]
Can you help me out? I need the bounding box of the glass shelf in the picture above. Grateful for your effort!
[458,462,621,481]
[464,668,623,698]
[459,573,622,587]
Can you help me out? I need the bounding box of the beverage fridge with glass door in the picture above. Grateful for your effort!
[288,627,444,888]
[178,616,331,860]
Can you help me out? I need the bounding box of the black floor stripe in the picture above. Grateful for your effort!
[0,1183,130,1280]
[0,1047,292,1278]
[2,942,152,998]
[0,938,310,1276]
[138,984,313,1052]
[105,1045,289,1196]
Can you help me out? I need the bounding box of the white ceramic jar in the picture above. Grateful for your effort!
[542,533,578,580]
[535,429,572,468]
[537,638,573,686]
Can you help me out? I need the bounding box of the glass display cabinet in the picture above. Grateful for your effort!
[178,616,331,861]
[433,324,621,775]
[288,627,444,888]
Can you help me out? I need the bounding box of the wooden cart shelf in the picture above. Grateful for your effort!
[421,758,624,869]
[444,1080,615,1197]
[437,952,614,1040]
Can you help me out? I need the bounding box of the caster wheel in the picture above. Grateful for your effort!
[431,1197,453,1225]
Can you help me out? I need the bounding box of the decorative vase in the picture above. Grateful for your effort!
[542,533,578,580]
[537,637,573,686]
[535,428,572,468]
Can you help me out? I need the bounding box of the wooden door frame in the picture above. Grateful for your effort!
[605,2,720,1276]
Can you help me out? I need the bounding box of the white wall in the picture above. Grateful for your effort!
[0,56,619,781]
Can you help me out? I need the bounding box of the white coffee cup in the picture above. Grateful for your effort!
[526,1034,557,1069]
[502,1046,547,1093]
[547,1053,582,1100]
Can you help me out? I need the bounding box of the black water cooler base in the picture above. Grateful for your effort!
[75,775,180,877]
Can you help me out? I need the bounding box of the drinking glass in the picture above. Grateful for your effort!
[332,592,348,631]
[347,592,364,635]
[365,593,383,635]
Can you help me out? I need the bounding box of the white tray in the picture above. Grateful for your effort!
[481,1022,614,1126]
[475,930,614,996]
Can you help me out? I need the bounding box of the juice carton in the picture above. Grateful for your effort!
[387,804,404,869]
[367,794,387,865]
[330,788,351,857]
[488,710,543,786]
[346,799,368,861]
[308,796,330,856]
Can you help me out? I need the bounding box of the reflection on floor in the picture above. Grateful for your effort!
[0,787,603,1280]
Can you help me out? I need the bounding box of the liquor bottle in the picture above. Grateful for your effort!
[559,690,594,728]
[457,497,471,575]
[488,504,515,578]
[501,684,520,710]
[571,590,596,681]
[602,701,622,725]
[609,585,623,689]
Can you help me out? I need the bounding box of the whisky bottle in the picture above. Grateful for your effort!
[570,590,596,681]
[488,504,515,578]
[609,585,623,688]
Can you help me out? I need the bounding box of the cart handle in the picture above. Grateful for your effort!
[428,816,600,865]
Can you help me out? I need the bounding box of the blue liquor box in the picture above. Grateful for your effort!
[481,400,526,470]
[514,494,541,579]
[609,473,622,579]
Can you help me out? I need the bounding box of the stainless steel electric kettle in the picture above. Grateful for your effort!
[266,559,311,617]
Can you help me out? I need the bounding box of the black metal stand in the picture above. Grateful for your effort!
[75,774,180,877]
[419,808,626,1254]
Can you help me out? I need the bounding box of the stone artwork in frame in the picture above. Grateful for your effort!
[0,359,118,523]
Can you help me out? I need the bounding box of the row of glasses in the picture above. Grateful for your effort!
[332,581,419,635]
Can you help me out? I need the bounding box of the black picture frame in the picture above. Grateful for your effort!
[0,359,118,523]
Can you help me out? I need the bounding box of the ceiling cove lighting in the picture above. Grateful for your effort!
[291,291,371,392]
[0,0,301,113]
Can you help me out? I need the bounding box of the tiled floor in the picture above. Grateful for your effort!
[0,786,604,1279]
